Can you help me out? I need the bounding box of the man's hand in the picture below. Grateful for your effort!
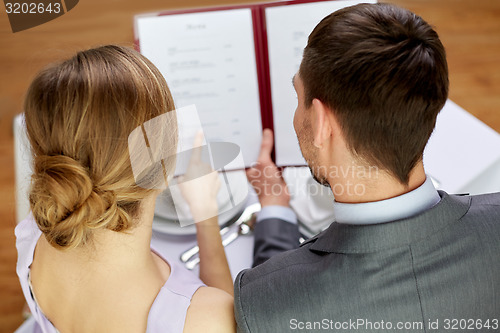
[246,129,291,207]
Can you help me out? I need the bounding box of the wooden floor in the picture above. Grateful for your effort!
[1,0,499,331]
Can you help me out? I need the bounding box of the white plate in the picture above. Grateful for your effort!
[153,171,249,235]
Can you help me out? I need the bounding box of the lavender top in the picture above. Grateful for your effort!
[15,216,205,333]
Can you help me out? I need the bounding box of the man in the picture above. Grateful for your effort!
[235,3,500,332]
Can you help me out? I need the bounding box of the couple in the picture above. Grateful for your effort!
[16,3,500,333]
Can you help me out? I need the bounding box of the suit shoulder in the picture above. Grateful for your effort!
[456,192,500,239]
[465,192,500,219]
[469,192,500,206]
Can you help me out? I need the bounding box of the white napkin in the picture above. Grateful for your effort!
[282,167,335,237]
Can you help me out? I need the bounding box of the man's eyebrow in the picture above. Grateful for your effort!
[292,74,296,89]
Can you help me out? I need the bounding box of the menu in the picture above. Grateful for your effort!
[135,0,375,168]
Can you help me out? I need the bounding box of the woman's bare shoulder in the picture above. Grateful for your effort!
[183,286,236,333]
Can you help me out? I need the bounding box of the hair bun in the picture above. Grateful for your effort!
[30,155,123,248]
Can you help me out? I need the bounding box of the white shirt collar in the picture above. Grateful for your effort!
[333,176,441,225]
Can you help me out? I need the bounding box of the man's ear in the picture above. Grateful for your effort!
[311,98,332,148]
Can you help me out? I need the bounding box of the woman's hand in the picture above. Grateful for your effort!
[178,132,221,223]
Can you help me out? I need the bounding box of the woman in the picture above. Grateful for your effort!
[15,45,235,332]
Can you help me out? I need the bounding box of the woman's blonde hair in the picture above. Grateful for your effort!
[24,45,177,249]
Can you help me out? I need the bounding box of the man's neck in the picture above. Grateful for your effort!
[327,161,427,204]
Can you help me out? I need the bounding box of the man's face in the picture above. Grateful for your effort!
[292,73,329,187]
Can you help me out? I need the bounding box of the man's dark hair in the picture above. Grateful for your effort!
[300,3,449,185]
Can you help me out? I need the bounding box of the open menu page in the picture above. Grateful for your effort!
[136,8,262,169]
[265,0,376,166]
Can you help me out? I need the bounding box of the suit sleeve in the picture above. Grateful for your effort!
[252,218,301,267]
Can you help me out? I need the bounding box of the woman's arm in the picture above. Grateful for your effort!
[179,132,233,295]
[195,217,233,295]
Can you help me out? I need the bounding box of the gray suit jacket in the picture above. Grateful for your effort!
[235,192,500,332]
